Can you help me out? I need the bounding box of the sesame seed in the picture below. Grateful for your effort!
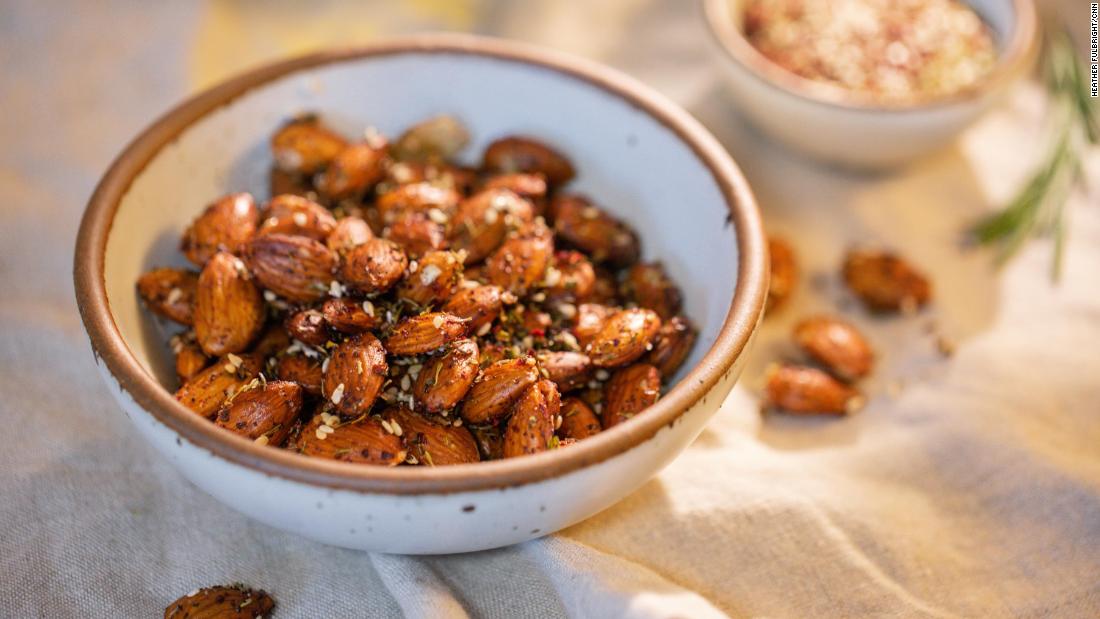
[420,264,442,285]
[409,261,419,273]
[484,208,499,224]
[227,353,243,368]
[400,374,411,390]
[390,420,403,437]
[362,300,375,317]
[263,290,277,302]
[292,212,308,227]
[321,357,331,373]
[224,363,236,373]
[432,315,445,329]
[330,383,345,404]
[531,292,546,303]
[166,287,183,305]
[428,208,448,224]
[255,435,269,446]
[558,303,577,319]
[381,419,395,434]
[476,322,492,336]
[595,369,610,381]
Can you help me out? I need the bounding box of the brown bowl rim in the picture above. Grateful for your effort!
[73,33,767,495]
[702,0,1040,112]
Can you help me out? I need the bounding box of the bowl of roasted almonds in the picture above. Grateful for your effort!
[74,34,767,553]
[703,0,1039,169]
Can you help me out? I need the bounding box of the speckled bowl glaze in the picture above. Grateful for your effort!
[703,0,1039,169]
[74,34,767,554]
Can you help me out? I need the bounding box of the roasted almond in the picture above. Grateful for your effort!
[535,350,592,392]
[843,249,932,312]
[383,312,467,355]
[503,379,561,458]
[585,308,662,368]
[297,413,406,465]
[482,136,575,186]
[764,363,863,415]
[602,363,661,429]
[485,234,552,296]
[214,380,303,445]
[460,357,540,425]
[271,115,347,174]
[174,339,210,383]
[622,262,682,320]
[383,209,448,257]
[645,315,697,378]
[482,173,548,213]
[767,236,798,314]
[572,303,615,348]
[180,193,259,266]
[316,141,388,200]
[242,233,337,302]
[449,189,535,264]
[275,354,323,396]
[164,584,274,619]
[544,250,595,302]
[376,182,461,223]
[175,353,263,418]
[193,252,265,357]
[285,309,329,347]
[559,397,602,440]
[384,161,477,194]
[387,405,480,466]
[441,284,503,333]
[322,297,381,333]
[137,267,198,325]
[257,194,336,241]
[550,194,639,266]
[339,237,408,294]
[397,250,464,306]
[249,323,291,358]
[413,338,480,413]
[392,114,470,162]
[322,333,388,417]
[326,216,374,255]
[794,316,874,381]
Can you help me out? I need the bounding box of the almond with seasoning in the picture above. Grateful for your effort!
[249,323,291,358]
[536,350,592,392]
[550,194,639,266]
[137,267,198,325]
[794,315,874,381]
[242,233,337,302]
[276,354,324,396]
[482,173,548,212]
[339,237,408,294]
[396,250,464,306]
[297,413,406,466]
[482,136,576,186]
[215,380,303,445]
[585,308,662,368]
[559,397,602,440]
[175,353,263,418]
[843,249,932,312]
[766,236,798,314]
[322,297,381,334]
[449,188,535,264]
[572,303,615,348]
[323,332,388,417]
[602,363,661,429]
[622,262,682,320]
[392,114,471,162]
[387,405,480,466]
[764,363,863,415]
[271,115,347,174]
[460,357,540,424]
[285,308,330,347]
[164,584,274,619]
[383,209,448,257]
[414,338,480,413]
[503,379,561,458]
[180,193,259,267]
[316,140,388,200]
[193,252,265,357]
[174,339,210,383]
[645,316,697,378]
[326,215,373,255]
[377,182,461,222]
[383,312,467,355]
[442,284,503,333]
[485,233,552,296]
[543,250,595,302]
[257,194,336,241]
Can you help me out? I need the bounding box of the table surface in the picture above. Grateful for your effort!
[2,1,1098,617]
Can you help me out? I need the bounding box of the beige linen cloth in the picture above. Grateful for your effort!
[2,1,1097,617]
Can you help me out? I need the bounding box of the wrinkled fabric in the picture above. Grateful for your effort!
[1,1,1098,617]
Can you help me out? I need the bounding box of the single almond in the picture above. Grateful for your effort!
[316,141,387,200]
[482,173,548,213]
[242,233,337,302]
[214,380,303,445]
[322,333,388,417]
[174,340,210,383]
[645,315,698,378]
[383,209,448,257]
[387,405,480,466]
[572,303,615,348]
[550,194,639,265]
[559,397,602,440]
[164,584,274,619]
[602,363,661,429]
[503,379,561,458]
[392,114,470,162]
[544,250,595,302]
[326,216,373,255]
[285,309,329,347]
[585,308,662,368]
[322,297,381,334]
[766,236,798,314]
[137,267,199,325]
[764,363,863,415]
[842,249,932,312]
[794,315,874,381]
[249,324,291,358]
[413,338,480,413]
[257,194,336,241]
[175,353,263,418]
[449,188,535,264]
[193,252,265,357]
[441,284,503,333]
[271,115,347,174]
[180,192,259,267]
[460,357,540,425]
[376,182,461,223]
[482,136,575,186]
[396,250,464,306]
[535,350,592,393]
[383,312,467,355]
[296,413,406,466]
[485,234,552,296]
[622,262,682,320]
[276,354,324,396]
[339,237,408,294]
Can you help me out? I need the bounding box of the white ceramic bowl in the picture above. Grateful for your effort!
[74,34,767,554]
[703,0,1039,169]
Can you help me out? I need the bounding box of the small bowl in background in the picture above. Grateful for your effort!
[703,0,1040,170]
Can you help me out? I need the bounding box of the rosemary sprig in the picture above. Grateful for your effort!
[970,31,1097,281]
